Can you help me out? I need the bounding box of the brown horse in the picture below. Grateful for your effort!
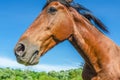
[14,0,120,80]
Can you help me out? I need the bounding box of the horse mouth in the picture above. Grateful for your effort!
[16,50,39,66]
[28,50,39,65]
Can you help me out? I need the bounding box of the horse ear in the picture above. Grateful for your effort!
[47,0,73,3]
[47,0,52,3]
[65,0,73,3]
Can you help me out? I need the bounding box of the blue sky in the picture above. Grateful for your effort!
[0,0,120,71]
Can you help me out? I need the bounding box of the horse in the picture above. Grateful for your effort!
[14,0,120,80]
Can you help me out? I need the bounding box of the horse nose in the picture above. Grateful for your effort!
[14,43,26,57]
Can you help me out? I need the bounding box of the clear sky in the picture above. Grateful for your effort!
[0,0,120,72]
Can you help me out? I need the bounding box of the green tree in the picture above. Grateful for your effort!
[0,67,83,80]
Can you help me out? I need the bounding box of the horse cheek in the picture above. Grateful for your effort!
[52,23,73,41]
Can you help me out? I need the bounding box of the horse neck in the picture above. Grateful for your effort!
[69,9,120,73]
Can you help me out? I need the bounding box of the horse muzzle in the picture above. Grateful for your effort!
[14,40,40,66]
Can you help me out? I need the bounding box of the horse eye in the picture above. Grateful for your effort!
[48,7,57,14]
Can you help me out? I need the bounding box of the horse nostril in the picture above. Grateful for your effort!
[15,43,25,57]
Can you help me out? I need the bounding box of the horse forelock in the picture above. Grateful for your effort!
[42,0,70,10]
[43,0,109,33]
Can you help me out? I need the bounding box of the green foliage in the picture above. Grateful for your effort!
[0,67,82,80]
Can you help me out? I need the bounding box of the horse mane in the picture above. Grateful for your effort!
[43,0,109,33]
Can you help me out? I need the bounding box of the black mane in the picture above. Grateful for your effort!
[44,0,109,33]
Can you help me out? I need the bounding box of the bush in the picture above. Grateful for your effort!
[0,67,82,80]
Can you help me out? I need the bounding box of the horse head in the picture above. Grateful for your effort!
[14,0,75,65]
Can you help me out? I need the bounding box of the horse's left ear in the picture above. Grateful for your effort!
[47,0,51,2]
[65,0,73,3]
[47,0,73,3]
[47,0,53,3]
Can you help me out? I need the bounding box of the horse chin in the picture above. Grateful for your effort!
[16,56,39,66]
